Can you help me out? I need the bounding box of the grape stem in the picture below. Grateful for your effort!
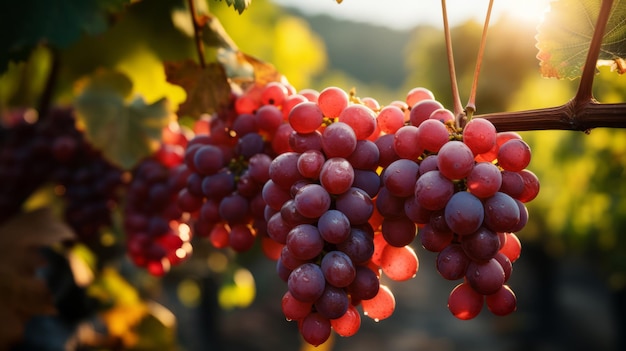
[37,47,60,120]
[188,0,207,68]
[441,0,464,128]
[466,0,494,120]
[574,0,613,105]
[476,0,625,133]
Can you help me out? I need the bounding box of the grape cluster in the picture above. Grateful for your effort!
[124,123,193,276]
[0,108,126,242]
[401,94,539,320]
[180,82,298,256]
[263,87,421,346]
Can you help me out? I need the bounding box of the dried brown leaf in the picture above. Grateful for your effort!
[164,60,232,118]
[0,208,75,347]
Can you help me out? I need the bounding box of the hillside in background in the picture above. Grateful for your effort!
[281,8,413,92]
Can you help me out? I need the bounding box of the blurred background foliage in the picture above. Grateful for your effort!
[1,0,626,350]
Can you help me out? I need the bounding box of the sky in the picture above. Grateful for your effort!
[270,0,554,30]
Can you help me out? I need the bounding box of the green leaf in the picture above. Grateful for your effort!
[214,0,252,14]
[74,70,173,170]
[0,0,130,73]
[536,0,626,79]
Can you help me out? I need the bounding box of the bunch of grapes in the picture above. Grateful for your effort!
[46,109,127,242]
[400,92,540,320]
[0,108,127,242]
[0,109,58,224]
[264,87,422,346]
[181,81,298,257]
[124,123,194,276]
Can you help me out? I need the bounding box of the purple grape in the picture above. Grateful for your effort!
[286,224,324,260]
[318,210,351,244]
[288,263,326,302]
[321,250,356,288]
[444,191,484,235]
[314,285,350,319]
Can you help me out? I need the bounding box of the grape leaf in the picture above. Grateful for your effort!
[0,208,75,347]
[74,70,173,170]
[217,49,283,91]
[164,60,233,118]
[536,0,626,79]
[0,0,130,74]
[213,0,252,14]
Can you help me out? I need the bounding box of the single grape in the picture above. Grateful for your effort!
[379,245,419,281]
[318,86,349,117]
[406,86,435,107]
[314,284,350,319]
[460,226,501,262]
[319,157,355,195]
[267,212,292,244]
[465,258,505,295]
[347,139,380,171]
[381,216,417,247]
[361,284,396,322]
[338,104,377,140]
[300,312,332,347]
[447,282,483,320]
[288,263,326,302]
[466,162,503,199]
[347,265,380,301]
[437,140,475,180]
[375,133,400,168]
[261,81,288,106]
[317,209,351,244]
[336,226,375,264]
[382,159,420,198]
[463,118,497,155]
[321,122,357,158]
[193,145,225,175]
[486,285,517,316]
[289,102,324,134]
[256,104,283,136]
[377,105,405,134]
[436,243,470,280]
[321,250,356,288]
[494,251,513,282]
[393,125,422,160]
[219,193,250,223]
[499,232,522,263]
[498,139,531,172]
[409,99,444,127]
[269,152,303,190]
[517,169,540,203]
[414,170,455,211]
[483,192,521,233]
[429,108,455,124]
[352,169,382,198]
[418,223,453,252]
[286,224,325,260]
[418,119,450,153]
[294,183,331,219]
[444,191,485,236]
[282,290,313,321]
[335,187,374,225]
[229,224,256,252]
[330,304,361,337]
